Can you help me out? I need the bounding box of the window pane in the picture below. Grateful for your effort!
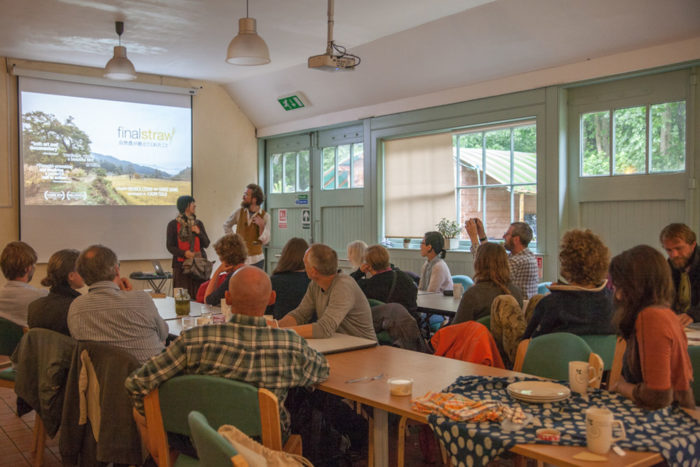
[613,106,646,175]
[459,187,483,234]
[484,150,511,187]
[650,101,686,173]
[456,133,483,186]
[484,187,512,239]
[283,152,296,193]
[514,184,537,243]
[581,111,610,176]
[337,144,351,189]
[270,153,282,193]
[352,143,364,188]
[297,150,310,191]
[322,147,335,190]
[512,126,536,184]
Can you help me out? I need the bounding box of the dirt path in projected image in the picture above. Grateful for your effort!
[25,173,97,205]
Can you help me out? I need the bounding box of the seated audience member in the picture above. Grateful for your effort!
[609,245,695,409]
[347,240,368,280]
[523,229,614,339]
[0,241,47,327]
[418,231,453,292]
[67,245,168,364]
[659,223,700,325]
[466,218,538,298]
[27,249,83,335]
[267,237,311,320]
[203,234,247,306]
[452,243,523,325]
[278,244,377,341]
[355,244,418,314]
[126,266,329,434]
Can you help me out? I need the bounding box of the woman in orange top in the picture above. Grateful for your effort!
[609,245,694,409]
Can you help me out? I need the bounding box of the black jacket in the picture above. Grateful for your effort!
[669,245,700,322]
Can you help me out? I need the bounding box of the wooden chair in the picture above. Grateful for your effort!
[187,411,248,467]
[142,375,301,467]
[607,337,627,390]
[580,334,625,388]
[513,333,604,388]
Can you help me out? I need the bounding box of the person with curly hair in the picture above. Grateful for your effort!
[522,229,615,339]
[222,183,270,268]
[203,234,248,306]
[609,245,694,410]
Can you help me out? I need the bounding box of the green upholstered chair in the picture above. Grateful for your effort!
[513,332,604,388]
[0,317,25,388]
[143,375,301,467]
[688,346,700,405]
[476,315,491,330]
[579,334,617,371]
[368,299,392,344]
[187,411,248,467]
[451,275,474,291]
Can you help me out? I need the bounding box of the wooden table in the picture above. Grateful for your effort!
[153,296,210,321]
[318,345,668,467]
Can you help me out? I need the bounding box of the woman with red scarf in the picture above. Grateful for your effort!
[166,195,210,297]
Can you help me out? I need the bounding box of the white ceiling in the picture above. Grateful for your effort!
[2,0,699,134]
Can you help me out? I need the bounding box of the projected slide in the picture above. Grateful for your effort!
[21,92,191,206]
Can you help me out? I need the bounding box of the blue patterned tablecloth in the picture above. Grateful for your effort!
[427,375,700,467]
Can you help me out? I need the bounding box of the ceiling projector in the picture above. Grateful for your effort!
[308,53,357,71]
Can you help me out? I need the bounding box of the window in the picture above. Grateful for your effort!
[321,143,364,190]
[455,122,537,243]
[580,100,686,177]
[269,150,309,194]
[383,120,537,247]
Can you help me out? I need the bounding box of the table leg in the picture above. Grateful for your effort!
[373,408,389,467]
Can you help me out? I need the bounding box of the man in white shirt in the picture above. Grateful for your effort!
[0,241,47,327]
[222,183,271,268]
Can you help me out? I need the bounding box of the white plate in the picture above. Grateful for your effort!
[508,393,570,403]
[507,381,571,402]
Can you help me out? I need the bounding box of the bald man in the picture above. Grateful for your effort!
[278,244,377,341]
[126,266,329,434]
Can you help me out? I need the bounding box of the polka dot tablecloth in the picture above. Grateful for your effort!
[427,376,700,467]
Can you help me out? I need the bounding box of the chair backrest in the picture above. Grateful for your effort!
[367,298,385,307]
[0,317,25,356]
[475,315,491,330]
[144,375,283,467]
[451,275,474,291]
[514,332,603,388]
[688,346,700,405]
[188,411,248,467]
[537,282,551,295]
[579,334,617,371]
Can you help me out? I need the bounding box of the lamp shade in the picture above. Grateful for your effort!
[226,17,270,65]
[104,45,137,80]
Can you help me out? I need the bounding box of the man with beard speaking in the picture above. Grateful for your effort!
[223,183,271,268]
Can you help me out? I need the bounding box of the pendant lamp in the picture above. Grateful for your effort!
[104,21,137,80]
[226,0,270,65]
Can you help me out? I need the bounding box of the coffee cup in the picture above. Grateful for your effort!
[569,361,601,395]
[453,283,464,299]
[585,407,625,454]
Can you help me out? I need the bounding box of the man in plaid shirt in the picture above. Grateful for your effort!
[125,266,329,434]
[466,218,539,298]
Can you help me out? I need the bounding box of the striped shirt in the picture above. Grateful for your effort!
[125,313,329,432]
[67,281,168,364]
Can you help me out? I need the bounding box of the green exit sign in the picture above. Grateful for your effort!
[278,93,307,111]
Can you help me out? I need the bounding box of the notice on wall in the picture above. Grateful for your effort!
[301,209,310,229]
[278,209,288,229]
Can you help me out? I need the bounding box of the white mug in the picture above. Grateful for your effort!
[585,407,625,454]
[453,283,464,299]
[569,361,601,395]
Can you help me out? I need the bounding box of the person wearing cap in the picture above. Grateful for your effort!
[166,195,210,297]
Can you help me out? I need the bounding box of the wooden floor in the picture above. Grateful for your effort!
[0,387,62,467]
